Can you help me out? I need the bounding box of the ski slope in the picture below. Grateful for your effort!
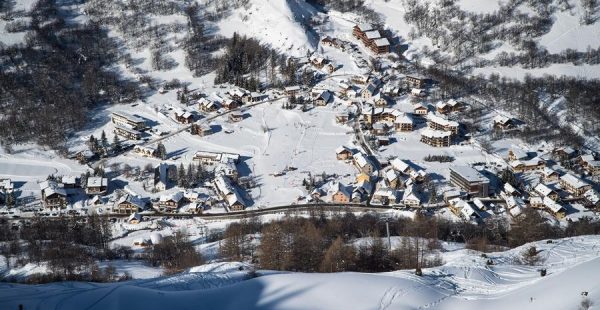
[2,236,599,310]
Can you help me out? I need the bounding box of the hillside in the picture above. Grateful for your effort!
[1,236,599,310]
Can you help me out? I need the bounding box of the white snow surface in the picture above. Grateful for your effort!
[2,236,600,309]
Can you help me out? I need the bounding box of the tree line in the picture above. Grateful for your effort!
[0,0,141,152]
[218,208,600,274]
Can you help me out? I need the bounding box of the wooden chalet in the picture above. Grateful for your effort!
[284,85,301,96]
[336,146,354,160]
[493,115,514,130]
[560,174,592,196]
[335,113,350,124]
[198,98,219,112]
[158,192,184,212]
[394,114,414,132]
[405,75,427,89]
[40,181,67,209]
[175,110,194,124]
[86,177,108,196]
[330,182,352,203]
[509,158,545,173]
[413,104,428,116]
[114,194,145,214]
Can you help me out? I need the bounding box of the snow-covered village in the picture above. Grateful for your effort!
[1,0,600,309]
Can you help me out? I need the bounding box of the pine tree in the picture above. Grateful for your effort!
[177,163,186,188]
[100,130,108,150]
[186,163,194,188]
[157,143,167,160]
[195,164,204,185]
[112,134,122,153]
[88,135,98,154]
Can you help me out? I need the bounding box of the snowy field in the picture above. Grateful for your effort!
[1,236,599,310]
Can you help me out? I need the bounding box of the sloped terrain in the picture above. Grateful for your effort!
[1,236,599,310]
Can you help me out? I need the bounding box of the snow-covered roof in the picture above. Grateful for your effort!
[421,129,452,138]
[544,196,564,213]
[427,113,459,128]
[413,103,427,110]
[473,198,486,210]
[364,30,381,40]
[530,196,543,205]
[160,191,184,203]
[0,179,13,191]
[391,158,411,173]
[385,169,398,182]
[509,148,529,160]
[373,38,390,47]
[493,115,512,125]
[509,157,544,168]
[560,173,590,189]
[330,182,352,199]
[509,204,524,217]
[457,200,479,218]
[285,85,301,91]
[394,113,413,124]
[450,166,488,183]
[402,186,420,204]
[176,110,193,119]
[336,145,354,154]
[87,177,108,188]
[504,183,518,194]
[112,111,145,123]
[534,183,555,197]
[353,152,372,169]
[580,154,595,164]
[62,176,77,185]
[542,167,558,177]
[116,194,144,208]
[214,175,245,208]
[316,90,332,102]
[584,189,600,204]
[128,212,142,222]
[184,191,200,200]
[447,99,460,107]
[356,23,374,32]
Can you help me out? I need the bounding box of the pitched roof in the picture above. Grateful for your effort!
[534,183,556,197]
[374,38,390,47]
[421,129,452,138]
[87,177,108,188]
[356,23,374,32]
[560,173,590,189]
[159,191,184,203]
[391,158,411,173]
[364,30,381,39]
[427,113,459,128]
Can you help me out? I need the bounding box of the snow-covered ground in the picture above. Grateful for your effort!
[1,236,599,310]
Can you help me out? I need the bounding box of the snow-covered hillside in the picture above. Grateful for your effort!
[2,236,599,310]
[216,0,319,56]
